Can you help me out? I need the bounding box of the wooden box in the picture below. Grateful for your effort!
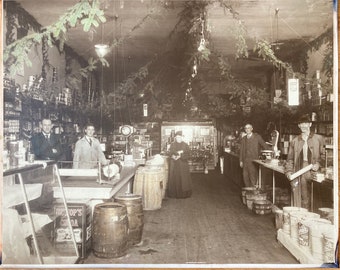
[54,201,92,259]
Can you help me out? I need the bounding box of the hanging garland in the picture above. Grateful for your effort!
[4,0,333,120]
[4,0,106,76]
[41,35,49,80]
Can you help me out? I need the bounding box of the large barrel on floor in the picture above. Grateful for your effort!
[133,167,163,210]
[92,202,129,258]
[162,158,169,198]
[114,194,144,245]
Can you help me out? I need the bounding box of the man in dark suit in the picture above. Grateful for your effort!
[31,118,63,160]
[239,123,269,187]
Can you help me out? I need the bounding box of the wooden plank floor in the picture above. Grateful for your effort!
[82,170,298,266]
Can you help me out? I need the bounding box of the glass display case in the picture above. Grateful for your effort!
[2,161,79,265]
[324,144,333,180]
[161,121,218,172]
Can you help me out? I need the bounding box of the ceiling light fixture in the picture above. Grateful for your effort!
[95,21,109,58]
[95,44,109,58]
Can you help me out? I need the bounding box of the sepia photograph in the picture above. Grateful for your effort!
[1,0,338,267]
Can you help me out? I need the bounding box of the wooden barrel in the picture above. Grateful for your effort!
[275,209,284,230]
[133,167,163,210]
[114,194,144,245]
[252,200,272,215]
[162,157,169,198]
[246,192,266,210]
[241,187,257,205]
[92,202,128,258]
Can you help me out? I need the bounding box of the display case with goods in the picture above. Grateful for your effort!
[2,161,79,265]
[324,145,333,179]
[144,122,161,155]
[161,121,218,172]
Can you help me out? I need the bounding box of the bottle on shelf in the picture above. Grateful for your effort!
[25,141,35,163]
[14,85,22,111]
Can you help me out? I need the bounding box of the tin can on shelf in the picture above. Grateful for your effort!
[27,153,35,163]
[9,141,19,167]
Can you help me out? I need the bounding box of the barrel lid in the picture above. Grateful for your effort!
[283,206,308,213]
[300,218,332,227]
[115,193,142,200]
[242,187,257,191]
[95,202,125,209]
[253,200,272,205]
[290,211,319,219]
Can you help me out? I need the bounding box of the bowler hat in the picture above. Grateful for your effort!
[297,114,312,124]
[175,131,183,137]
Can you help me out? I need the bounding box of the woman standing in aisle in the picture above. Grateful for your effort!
[168,131,192,198]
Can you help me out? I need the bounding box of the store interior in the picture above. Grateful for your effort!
[1,0,338,267]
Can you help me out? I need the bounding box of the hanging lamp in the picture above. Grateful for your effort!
[95,21,109,58]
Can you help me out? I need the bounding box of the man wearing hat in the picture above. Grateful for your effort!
[284,114,325,210]
[168,131,192,198]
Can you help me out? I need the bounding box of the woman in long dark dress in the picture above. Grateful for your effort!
[168,131,192,198]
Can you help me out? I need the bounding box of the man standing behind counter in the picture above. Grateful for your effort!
[73,123,108,169]
[239,123,269,187]
[31,118,64,160]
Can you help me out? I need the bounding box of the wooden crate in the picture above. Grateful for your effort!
[54,201,92,259]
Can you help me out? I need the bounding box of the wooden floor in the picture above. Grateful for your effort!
[82,169,298,266]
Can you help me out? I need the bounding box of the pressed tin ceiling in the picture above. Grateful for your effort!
[10,0,334,86]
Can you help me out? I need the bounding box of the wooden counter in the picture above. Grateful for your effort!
[2,161,79,265]
[253,160,288,206]
[3,160,55,177]
[253,160,334,211]
[53,165,138,200]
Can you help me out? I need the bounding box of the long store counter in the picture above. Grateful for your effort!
[2,160,140,265]
[53,165,137,200]
[223,152,333,211]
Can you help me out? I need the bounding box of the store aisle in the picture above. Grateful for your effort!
[83,169,298,266]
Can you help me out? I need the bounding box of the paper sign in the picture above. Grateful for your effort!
[289,164,313,180]
[288,79,299,106]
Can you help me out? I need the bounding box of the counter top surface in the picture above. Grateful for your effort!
[3,160,55,176]
[253,159,285,174]
[53,165,138,200]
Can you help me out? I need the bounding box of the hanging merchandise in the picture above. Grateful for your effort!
[143,104,148,117]
[197,17,206,52]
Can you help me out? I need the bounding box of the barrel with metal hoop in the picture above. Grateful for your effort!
[92,202,129,258]
[114,193,144,245]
